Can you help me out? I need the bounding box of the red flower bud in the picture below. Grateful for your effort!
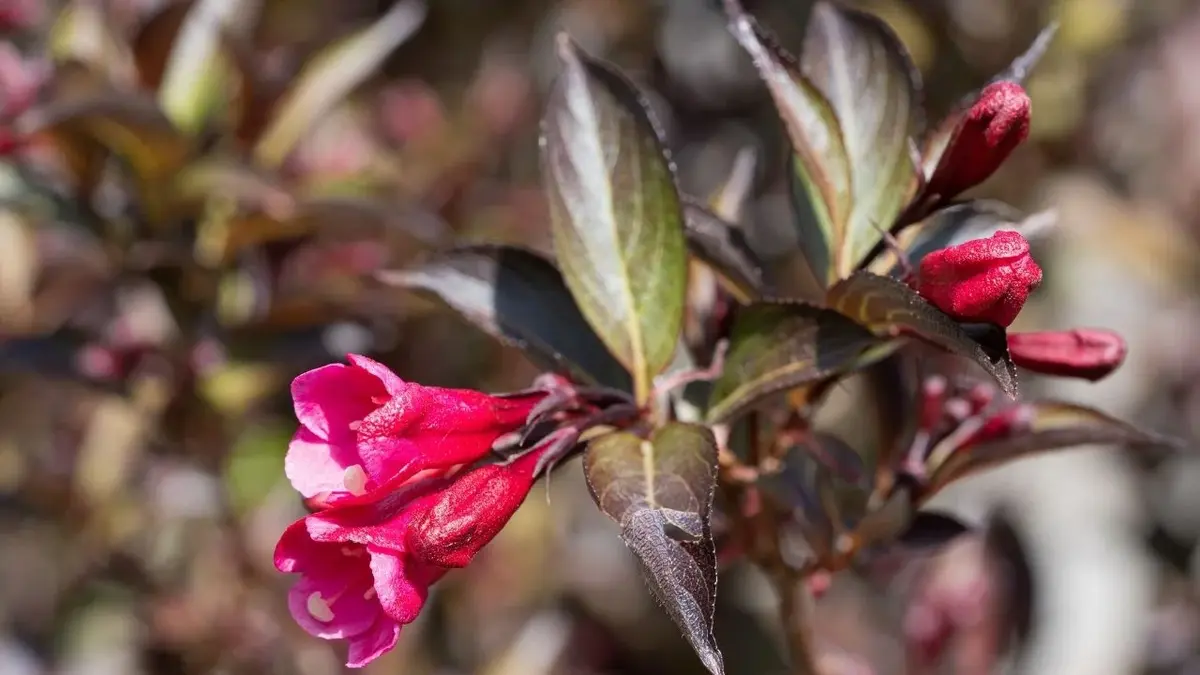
[404,447,543,568]
[914,230,1042,327]
[1007,328,1127,381]
[927,81,1031,201]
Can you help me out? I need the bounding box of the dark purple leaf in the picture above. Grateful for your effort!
[826,272,1018,397]
[706,301,893,423]
[584,424,723,675]
[379,245,630,390]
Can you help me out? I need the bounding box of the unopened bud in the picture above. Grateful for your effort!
[1007,328,1127,381]
[914,230,1042,327]
[926,81,1031,201]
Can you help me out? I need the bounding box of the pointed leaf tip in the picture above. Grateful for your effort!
[584,424,724,674]
[827,272,1019,397]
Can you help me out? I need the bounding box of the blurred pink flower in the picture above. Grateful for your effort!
[378,81,446,145]
[0,42,44,120]
[0,0,43,33]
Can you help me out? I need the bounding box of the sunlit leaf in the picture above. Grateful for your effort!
[800,1,921,278]
[540,36,688,404]
[727,1,921,283]
[826,272,1018,396]
[253,0,427,167]
[924,401,1182,497]
[584,424,723,675]
[682,199,766,303]
[379,245,630,390]
[132,0,195,91]
[155,0,262,134]
[724,5,849,285]
[920,24,1057,179]
[49,1,133,83]
[706,302,891,423]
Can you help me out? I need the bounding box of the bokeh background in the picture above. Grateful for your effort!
[2,0,1200,674]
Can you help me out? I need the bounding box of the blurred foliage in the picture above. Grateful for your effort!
[2,1,1200,674]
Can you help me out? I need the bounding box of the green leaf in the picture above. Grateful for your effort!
[155,0,260,134]
[682,199,767,303]
[584,423,723,675]
[378,245,631,391]
[540,36,688,404]
[920,24,1057,179]
[253,0,426,168]
[826,272,1018,397]
[924,401,1182,497]
[49,1,132,82]
[706,302,892,423]
[726,1,920,284]
[724,5,848,286]
[800,2,921,279]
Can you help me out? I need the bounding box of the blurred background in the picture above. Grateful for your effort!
[2,0,1200,673]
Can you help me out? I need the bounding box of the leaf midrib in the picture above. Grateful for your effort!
[567,51,650,401]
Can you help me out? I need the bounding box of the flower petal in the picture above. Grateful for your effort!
[346,354,408,397]
[286,573,378,640]
[345,617,402,668]
[357,436,423,489]
[284,428,364,499]
[368,547,445,624]
[291,363,383,440]
[275,518,326,574]
[305,478,447,547]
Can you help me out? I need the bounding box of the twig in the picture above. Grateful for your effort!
[774,568,822,675]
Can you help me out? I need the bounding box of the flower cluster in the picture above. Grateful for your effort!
[899,375,1035,493]
[906,81,1127,382]
[274,355,569,667]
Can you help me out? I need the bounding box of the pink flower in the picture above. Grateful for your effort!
[926,81,1031,201]
[0,0,42,34]
[914,230,1042,328]
[275,518,445,668]
[1007,328,1127,381]
[285,354,545,505]
[275,442,553,667]
[0,42,46,121]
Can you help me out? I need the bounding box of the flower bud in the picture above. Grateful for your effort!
[404,448,543,568]
[1007,328,1127,381]
[927,81,1031,201]
[915,230,1042,327]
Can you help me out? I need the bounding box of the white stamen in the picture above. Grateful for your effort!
[348,420,362,431]
[307,592,335,622]
[341,546,365,558]
[342,465,368,496]
[363,587,377,600]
